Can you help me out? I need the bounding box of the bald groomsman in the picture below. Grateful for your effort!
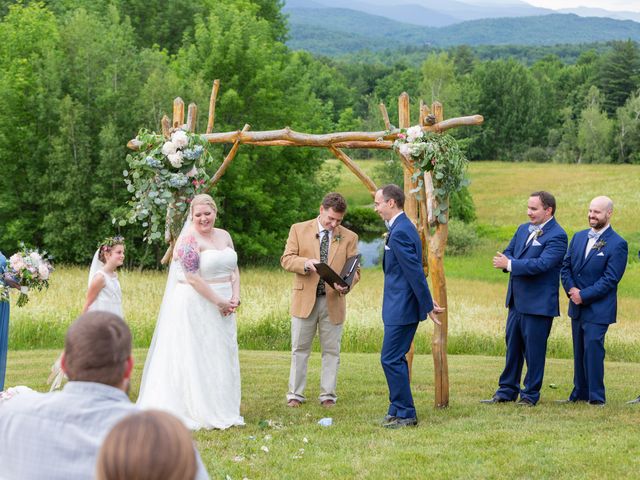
[560,196,628,406]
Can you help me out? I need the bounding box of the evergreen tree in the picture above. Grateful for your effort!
[598,40,640,116]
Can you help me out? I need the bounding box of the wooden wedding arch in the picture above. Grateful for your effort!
[127,80,483,408]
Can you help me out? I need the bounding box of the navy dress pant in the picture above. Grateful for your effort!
[570,319,609,404]
[381,322,419,419]
[495,308,553,404]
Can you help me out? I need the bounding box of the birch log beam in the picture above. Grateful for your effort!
[172,97,185,129]
[206,79,220,134]
[127,115,484,151]
[328,146,377,198]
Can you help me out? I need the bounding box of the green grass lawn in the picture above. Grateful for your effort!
[8,349,640,479]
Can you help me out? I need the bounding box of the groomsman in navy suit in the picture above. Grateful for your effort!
[560,196,628,406]
[482,191,567,406]
[374,184,443,428]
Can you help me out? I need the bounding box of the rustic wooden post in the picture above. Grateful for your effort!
[428,101,450,408]
[398,93,420,381]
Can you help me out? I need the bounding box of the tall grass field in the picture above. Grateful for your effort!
[8,162,640,360]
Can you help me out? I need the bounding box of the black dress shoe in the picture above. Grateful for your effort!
[480,396,514,404]
[383,416,418,429]
[516,398,535,407]
[588,400,605,407]
[627,396,640,405]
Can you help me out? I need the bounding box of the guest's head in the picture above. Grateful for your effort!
[61,311,133,391]
[374,184,404,221]
[98,236,126,267]
[190,194,217,235]
[528,191,556,225]
[319,192,347,232]
[588,196,614,230]
[96,410,197,480]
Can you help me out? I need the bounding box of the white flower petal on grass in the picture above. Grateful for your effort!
[261,445,269,453]
[302,437,309,443]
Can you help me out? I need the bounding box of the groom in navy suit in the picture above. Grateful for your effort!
[560,196,627,406]
[374,184,443,428]
[482,191,567,406]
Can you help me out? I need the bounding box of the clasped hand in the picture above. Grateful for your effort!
[218,297,240,316]
[568,287,582,305]
[492,252,509,270]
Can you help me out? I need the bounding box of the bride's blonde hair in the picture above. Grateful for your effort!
[189,194,217,219]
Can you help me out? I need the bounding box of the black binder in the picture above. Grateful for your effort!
[314,254,361,290]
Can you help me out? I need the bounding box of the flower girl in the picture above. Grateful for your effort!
[83,236,125,316]
[48,236,125,390]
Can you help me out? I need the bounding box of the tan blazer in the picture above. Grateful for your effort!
[281,219,359,325]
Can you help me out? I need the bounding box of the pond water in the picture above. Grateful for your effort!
[358,236,384,267]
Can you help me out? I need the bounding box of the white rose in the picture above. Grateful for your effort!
[186,166,198,178]
[161,141,177,156]
[399,144,411,156]
[168,151,184,168]
[171,130,189,149]
[406,125,423,143]
[38,264,50,280]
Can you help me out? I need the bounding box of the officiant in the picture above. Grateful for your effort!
[281,192,360,408]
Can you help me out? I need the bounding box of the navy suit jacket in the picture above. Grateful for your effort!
[382,213,433,325]
[560,227,628,324]
[503,218,568,318]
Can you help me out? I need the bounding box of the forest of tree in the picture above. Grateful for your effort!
[1,0,639,265]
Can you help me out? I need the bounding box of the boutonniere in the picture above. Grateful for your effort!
[382,232,389,243]
[534,229,544,239]
[592,239,606,251]
[333,234,342,243]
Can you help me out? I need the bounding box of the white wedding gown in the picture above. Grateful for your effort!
[137,248,245,430]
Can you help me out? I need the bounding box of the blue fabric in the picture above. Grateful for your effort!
[495,309,553,404]
[381,322,419,418]
[561,226,628,403]
[561,227,628,325]
[503,218,568,318]
[382,213,433,325]
[570,320,609,403]
[494,218,567,403]
[381,213,434,419]
[0,251,9,391]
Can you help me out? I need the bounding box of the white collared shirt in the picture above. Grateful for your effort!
[585,224,610,258]
[387,211,403,229]
[507,217,554,272]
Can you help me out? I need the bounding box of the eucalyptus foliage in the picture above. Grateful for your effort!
[392,126,469,224]
[121,129,214,242]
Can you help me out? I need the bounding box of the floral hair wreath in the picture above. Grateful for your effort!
[98,235,125,251]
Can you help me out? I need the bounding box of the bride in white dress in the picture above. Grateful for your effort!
[137,194,244,430]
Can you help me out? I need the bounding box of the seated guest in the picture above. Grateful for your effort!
[0,311,209,480]
[96,410,197,480]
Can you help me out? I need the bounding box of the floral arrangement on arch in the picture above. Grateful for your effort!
[392,125,469,224]
[6,245,54,307]
[119,128,214,243]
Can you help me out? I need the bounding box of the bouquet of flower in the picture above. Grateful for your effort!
[6,245,54,307]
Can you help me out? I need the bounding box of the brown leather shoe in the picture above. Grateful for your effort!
[287,399,302,408]
[321,399,336,408]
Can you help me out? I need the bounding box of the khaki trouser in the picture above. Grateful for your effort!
[287,296,343,403]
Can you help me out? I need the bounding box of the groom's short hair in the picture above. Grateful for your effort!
[381,184,405,209]
[321,192,347,213]
[531,191,556,215]
[64,311,131,387]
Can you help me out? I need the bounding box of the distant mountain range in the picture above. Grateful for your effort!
[284,1,640,55]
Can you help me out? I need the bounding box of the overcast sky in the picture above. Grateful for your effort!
[525,0,640,12]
